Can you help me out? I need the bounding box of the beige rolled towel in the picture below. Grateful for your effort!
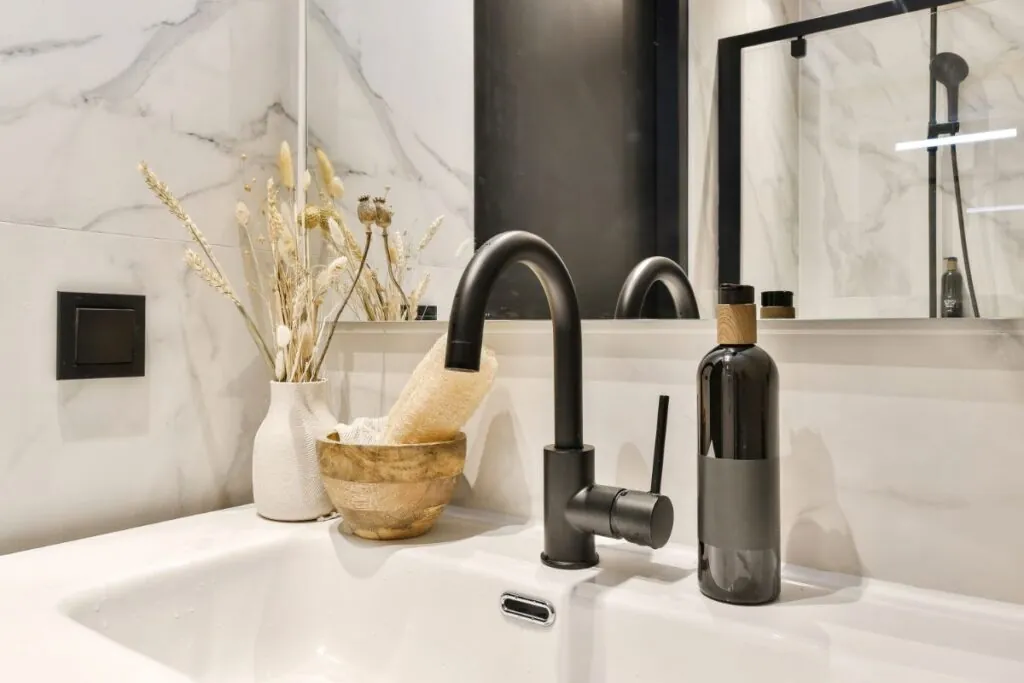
[384,334,497,445]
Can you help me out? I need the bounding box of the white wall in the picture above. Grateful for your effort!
[0,0,295,553]
[330,319,1024,604]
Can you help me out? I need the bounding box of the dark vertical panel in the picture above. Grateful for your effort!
[645,0,684,318]
[654,0,681,266]
[717,38,743,286]
[679,0,689,272]
[475,0,661,319]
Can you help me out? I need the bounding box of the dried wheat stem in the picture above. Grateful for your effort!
[140,162,274,369]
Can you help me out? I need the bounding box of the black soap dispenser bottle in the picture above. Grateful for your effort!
[697,284,780,605]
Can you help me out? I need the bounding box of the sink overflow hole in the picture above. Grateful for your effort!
[500,592,555,627]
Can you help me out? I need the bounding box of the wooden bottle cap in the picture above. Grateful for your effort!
[717,304,757,344]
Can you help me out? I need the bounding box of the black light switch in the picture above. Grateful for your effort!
[57,292,145,380]
[75,308,136,364]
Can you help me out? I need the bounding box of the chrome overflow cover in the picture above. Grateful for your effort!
[500,592,555,627]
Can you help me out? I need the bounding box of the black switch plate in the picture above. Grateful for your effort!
[57,292,145,380]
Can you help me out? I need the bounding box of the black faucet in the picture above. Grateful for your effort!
[445,231,673,569]
[614,256,700,319]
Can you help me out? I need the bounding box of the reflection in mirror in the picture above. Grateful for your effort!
[726,0,1024,319]
[306,1,687,321]
[306,1,475,321]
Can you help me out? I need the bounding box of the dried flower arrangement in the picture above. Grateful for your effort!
[138,142,441,383]
[310,144,444,322]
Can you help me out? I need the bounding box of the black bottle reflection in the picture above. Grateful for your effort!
[697,285,780,605]
[941,257,964,318]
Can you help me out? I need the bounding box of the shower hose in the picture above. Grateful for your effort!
[949,143,980,317]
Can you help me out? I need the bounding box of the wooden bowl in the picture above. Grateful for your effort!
[316,432,467,540]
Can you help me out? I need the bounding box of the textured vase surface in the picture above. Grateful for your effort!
[252,380,336,521]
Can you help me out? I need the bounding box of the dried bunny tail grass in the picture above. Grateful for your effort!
[275,324,292,349]
[418,215,444,253]
[329,176,344,200]
[274,349,286,381]
[303,170,312,192]
[315,256,349,295]
[315,148,335,189]
[278,141,295,190]
[235,201,251,228]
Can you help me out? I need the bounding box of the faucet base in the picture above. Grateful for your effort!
[540,553,598,570]
[541,445,598,569]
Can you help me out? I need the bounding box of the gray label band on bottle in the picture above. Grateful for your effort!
[698,455,780,550]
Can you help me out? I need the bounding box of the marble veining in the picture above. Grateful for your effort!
[0,0,295,248]
[306,0,474,318]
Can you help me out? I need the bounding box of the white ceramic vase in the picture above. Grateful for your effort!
[252,379,336,521]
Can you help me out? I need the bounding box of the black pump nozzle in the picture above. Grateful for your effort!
[931,52,969,127]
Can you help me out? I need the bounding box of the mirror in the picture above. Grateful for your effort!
[306,1,685,321]
[308,1,1020,322]
[725,0,1024,319]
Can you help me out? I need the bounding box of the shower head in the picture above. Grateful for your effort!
[931,52,969,125]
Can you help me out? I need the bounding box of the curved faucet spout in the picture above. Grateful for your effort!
[614,256,700,319]
[444,231,583,450]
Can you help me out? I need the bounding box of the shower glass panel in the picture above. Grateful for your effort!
[739,0,1024,319]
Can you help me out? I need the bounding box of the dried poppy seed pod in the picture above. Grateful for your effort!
[357,195,376,227]
[373,197,393,231]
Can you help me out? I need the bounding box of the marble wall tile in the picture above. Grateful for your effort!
[0,0,295,247]
[306,0,473,317]
[0,222,267,553]
[0,0,295,553]
[330,320,1024,604]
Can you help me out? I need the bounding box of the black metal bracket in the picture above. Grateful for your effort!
[791,37,807,59]
[716,0,963,287]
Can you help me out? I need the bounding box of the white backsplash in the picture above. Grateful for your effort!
[329,319,1024,604]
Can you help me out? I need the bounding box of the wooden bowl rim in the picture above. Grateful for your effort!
[318,431,467,450]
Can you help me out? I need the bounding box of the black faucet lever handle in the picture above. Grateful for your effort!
[650,395,670,494]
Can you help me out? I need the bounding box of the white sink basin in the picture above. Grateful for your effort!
[0,506,1021,682]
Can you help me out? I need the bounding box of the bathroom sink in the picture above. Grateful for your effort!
[0,506,1021,682]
